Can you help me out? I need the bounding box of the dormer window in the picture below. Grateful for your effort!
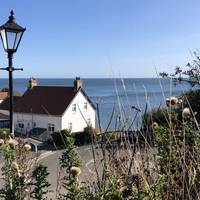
[72,104,76,112]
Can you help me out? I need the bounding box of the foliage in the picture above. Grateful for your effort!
[51,130,70,147]
[180,89,200,121]
[0,139,30,200]
[153,112,200,199]
[160,51,200,87]
[1,87,9,92]
[58,130,86,200]
[30,164,51,200]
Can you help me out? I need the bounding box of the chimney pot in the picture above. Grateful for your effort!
[28,77,37,89]
[74,77,82,90]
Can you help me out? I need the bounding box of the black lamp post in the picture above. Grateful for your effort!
[0,10,26,134]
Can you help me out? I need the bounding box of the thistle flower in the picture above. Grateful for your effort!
[70,166,81,176]
[178,99,183,104]
[166,97,178,107]
[166,98,170,107]
[0,139,4,146]
[170,96,178,105]
[12,161,19,172]
[2,131,7,135]
[182,108,191,117]
[153,122,159,128]
[23,144,31,151]
[12,161,21,177]
[7,137,18,149]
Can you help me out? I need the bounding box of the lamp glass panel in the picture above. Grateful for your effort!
[13,32,22,50]
[7,31,17,50]
[0,29,7,50]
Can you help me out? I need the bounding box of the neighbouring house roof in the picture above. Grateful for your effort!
[0,113,9,120]
[14,86,84,115]
[0,96,21,110]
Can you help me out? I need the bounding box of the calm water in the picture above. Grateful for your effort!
[0,78,191,129]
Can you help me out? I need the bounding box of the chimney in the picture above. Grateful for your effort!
[28,77,37,89]
[74,77,83,90]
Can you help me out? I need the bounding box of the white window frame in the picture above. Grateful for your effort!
[48,123,55,132]
[18,123,24,129]
[68,122,72,130]
[72,104,76,112]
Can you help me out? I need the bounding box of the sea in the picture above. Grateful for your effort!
[0,78,192,129]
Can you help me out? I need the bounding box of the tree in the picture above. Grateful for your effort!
[160,51,200,87]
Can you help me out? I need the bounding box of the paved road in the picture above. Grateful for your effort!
[39,145,100,199]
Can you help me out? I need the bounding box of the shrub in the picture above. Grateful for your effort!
[30,164,51,200]
[50,129,70,147]
[180,89,200,121]
[58,131,86,200]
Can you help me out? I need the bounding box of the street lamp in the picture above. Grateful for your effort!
[0,10,26,134]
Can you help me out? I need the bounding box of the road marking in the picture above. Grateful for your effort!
[85,159,95,174]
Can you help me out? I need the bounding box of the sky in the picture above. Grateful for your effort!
[0,0,200,78]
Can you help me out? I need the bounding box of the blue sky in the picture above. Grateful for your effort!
[0,0,200,78]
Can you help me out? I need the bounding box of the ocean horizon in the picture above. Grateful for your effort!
[0,78,192,129]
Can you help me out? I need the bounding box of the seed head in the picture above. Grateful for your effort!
[23,144,31,151]
[7,137,18,148]
[0,139,4,146]
[182,108,191,117]
[70,166,81,176]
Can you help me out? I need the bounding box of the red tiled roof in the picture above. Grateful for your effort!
[14,86,78,115]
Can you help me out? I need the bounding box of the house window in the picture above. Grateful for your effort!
[68,123,72,130]
[18,123,24,129]
[72,104,76,112]
[48,123,55,132]
[33,122,36,127]
[84,102,88,110]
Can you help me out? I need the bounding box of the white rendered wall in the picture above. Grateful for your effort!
[14,112,62,133]
[61,91,95,132]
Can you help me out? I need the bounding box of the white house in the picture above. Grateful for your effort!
[13,77,95,139]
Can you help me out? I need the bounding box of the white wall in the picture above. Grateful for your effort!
[14,112,62,134]
[61,91,95,132]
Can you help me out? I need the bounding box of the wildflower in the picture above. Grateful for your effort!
[166,97,178,107]
[12,161,19,172]
[178,99,183,104]
[70,166,81,176]
[0,139,4,146]
[2,131,7,135]
[12,161,21,177]
[170,96,178,105]
[153,122,159,128]
[166,98,170,107]
[182,108,191,117]
[7,137,18,149]
[23,144,31,151]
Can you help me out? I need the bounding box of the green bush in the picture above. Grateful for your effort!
[181,89,200,121]
[51,129,70,147]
